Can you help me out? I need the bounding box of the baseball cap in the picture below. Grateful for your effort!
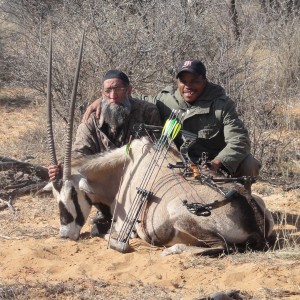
[103,69,130,85]
[176,60,206,78]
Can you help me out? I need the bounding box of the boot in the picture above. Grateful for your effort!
[90,203,112,236]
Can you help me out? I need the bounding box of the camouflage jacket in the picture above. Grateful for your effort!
[138,82,250,174]
[72,97,162,157]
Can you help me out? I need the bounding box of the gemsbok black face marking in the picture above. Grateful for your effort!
[58,186,86,227]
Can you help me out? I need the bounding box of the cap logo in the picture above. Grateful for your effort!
[182,60,192,68]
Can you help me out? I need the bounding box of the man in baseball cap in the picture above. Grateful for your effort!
[173,59,209,104]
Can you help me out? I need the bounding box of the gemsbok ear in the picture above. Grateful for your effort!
[42,182,54,192]
[79,178,95,194]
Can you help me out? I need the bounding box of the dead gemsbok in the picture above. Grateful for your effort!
[46,33,274,256]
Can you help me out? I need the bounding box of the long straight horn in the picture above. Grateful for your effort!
[46,30,58,169]
[63,32,85,181]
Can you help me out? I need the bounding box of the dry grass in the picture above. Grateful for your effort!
[0,279,175,300]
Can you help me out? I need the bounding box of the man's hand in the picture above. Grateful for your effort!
[202,158,223,172]
[82,98,102,123]
[48,164,62,181]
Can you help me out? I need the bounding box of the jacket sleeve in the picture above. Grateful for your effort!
[216,99,251,174]
[142,102,163,126]
[72,114,101,158]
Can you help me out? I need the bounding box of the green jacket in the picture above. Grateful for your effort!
[138,82,250,174]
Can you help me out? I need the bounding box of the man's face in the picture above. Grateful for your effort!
[101,78,132,132]
[178,72,206,103]
[102,78,131,104]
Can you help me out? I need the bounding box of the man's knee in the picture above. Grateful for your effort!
[234,154,261,177]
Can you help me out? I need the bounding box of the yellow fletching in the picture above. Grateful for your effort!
[171,123,181,139]
[162,119,170,135]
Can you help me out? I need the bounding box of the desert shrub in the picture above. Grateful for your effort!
[0,0,299,182]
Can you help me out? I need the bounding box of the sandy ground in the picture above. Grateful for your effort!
[0,91,300,299]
